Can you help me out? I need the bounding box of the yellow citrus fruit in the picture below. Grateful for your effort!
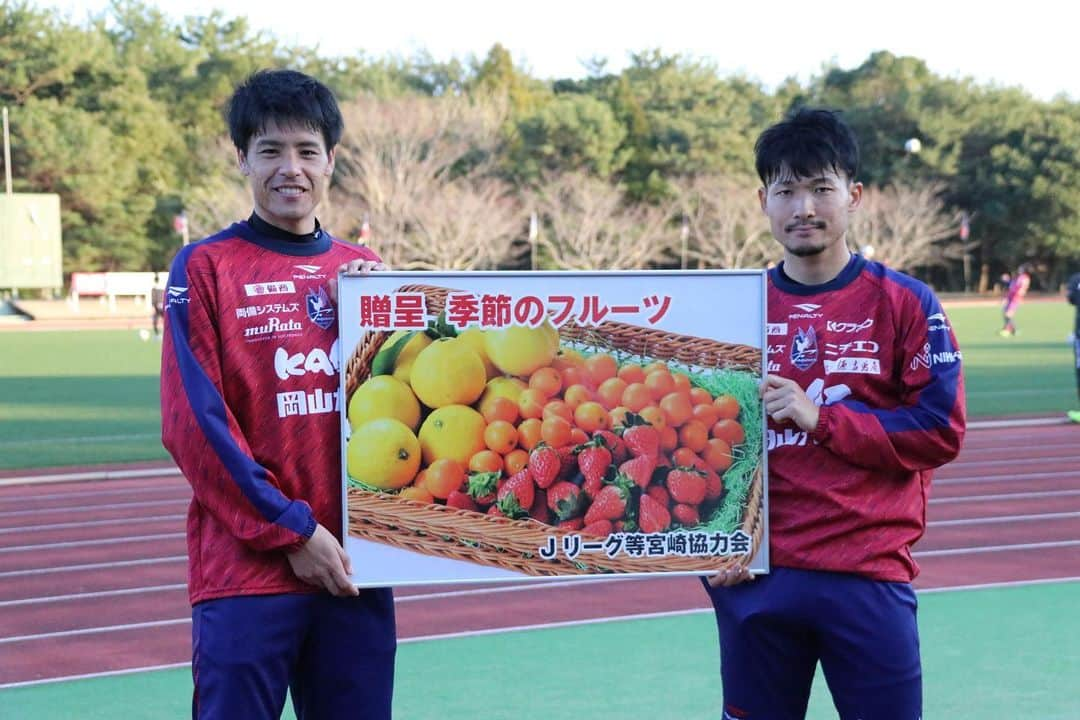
[387,330,433,385]
[477,376,528,418]
[456,327,499,380]
[484,322,560,377]
[346,418,421,490]
[417,405,486,466]
[409,338,487,408]
[347,375,421,431]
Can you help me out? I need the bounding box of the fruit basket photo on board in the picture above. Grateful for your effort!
[343,282,764,578]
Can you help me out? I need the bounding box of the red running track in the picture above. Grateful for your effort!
[2,421,1078,686]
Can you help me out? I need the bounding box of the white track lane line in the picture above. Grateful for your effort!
[3,575,1079,690]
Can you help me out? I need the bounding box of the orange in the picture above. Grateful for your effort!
[643,361,668,375]
[518,387,549,420]
[621,383,653,413]
[714,394,741,421]
[711,419,746,446]
[517,418,543,451]
[541,416,573,448]
[678,420,710,453]
[609,405,631,429]
[424,458,466,499]
[483,420,519,454]
[671,447,702,468]
[644,370,676,401]
[543,399,575,424]
[691,403,722,428]
[504,448,529,475]
[563,384,594,410]
[583,353,618,386]
[569,428,589,445]
[596,377,629,410]
[639,405,667,431]
[703,438,734,472]
[469,450,504,474]
[671,373,692,394]
[574,401,610,434]
[689,387,714,406]
[481,395,520,425]
[529,367,563,397]
[560,366,591,390]
[617,363,646,384]
[659,391,694,428]
[399,486,435,504]
[551,348,585,372]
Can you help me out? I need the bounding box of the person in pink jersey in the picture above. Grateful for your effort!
[1000,262,1032,336]
[701,108,966,720]
[160,69,394,720]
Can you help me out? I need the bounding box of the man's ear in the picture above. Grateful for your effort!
[848,182,863,211]
[237,149,250,176]
[325,148,336,177]
[758,186,768,213]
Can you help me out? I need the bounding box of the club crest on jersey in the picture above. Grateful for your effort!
[306,286,335,329]
[790,326,819,371]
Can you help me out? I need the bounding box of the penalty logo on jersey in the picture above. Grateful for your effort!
[791,326,819,371]
[306,286,335,329]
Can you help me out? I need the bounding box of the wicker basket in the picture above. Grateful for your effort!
[344,283,764,577]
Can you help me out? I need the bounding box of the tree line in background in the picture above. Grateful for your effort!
[3,0,1079,291]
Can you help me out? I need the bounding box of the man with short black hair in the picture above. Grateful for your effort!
[160,69,395,719]
[702,108,966,720]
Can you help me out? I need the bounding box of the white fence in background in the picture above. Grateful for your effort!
[68,271,167,312]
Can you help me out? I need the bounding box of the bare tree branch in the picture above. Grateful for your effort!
[323,94,518,268]
[531,172,676,270]
[848,182,964,271]
[669,175,774,269]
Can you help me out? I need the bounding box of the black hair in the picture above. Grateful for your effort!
[227,69,344,155]
[754,108,859,187]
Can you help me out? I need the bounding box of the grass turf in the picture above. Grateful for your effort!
[0,299,1074,470]
[2,581,1077,719]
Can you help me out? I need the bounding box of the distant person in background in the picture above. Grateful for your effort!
[150,277,166,338]
[1000,263,1032,337]
[1067,270,1080,423]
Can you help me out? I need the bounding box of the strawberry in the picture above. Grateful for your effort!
[638,494,671,533]
[684,454,724,501]
[619,454,657,489]
[582,519,613,537]
[529,489,551,523]
[577,439,613,491]
[667,468,707,505]
[558,517,584,531]
[487,504,504,517]
[557,445,578,480]
[547,481,584,521]
[497,468,535,519]
[466,471,499,507]
[584,484,628,525]
[672,503,700,526]
[582,472,604,500]
[646,485,671,508]
[622,423,660,459]
[594,429,628,464]
[529,443,561,489]
[703,468,724,501]
[446,490,478,512]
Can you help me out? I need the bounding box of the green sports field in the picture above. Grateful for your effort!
[3,581,1078,719]
[0,300,1073,470]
